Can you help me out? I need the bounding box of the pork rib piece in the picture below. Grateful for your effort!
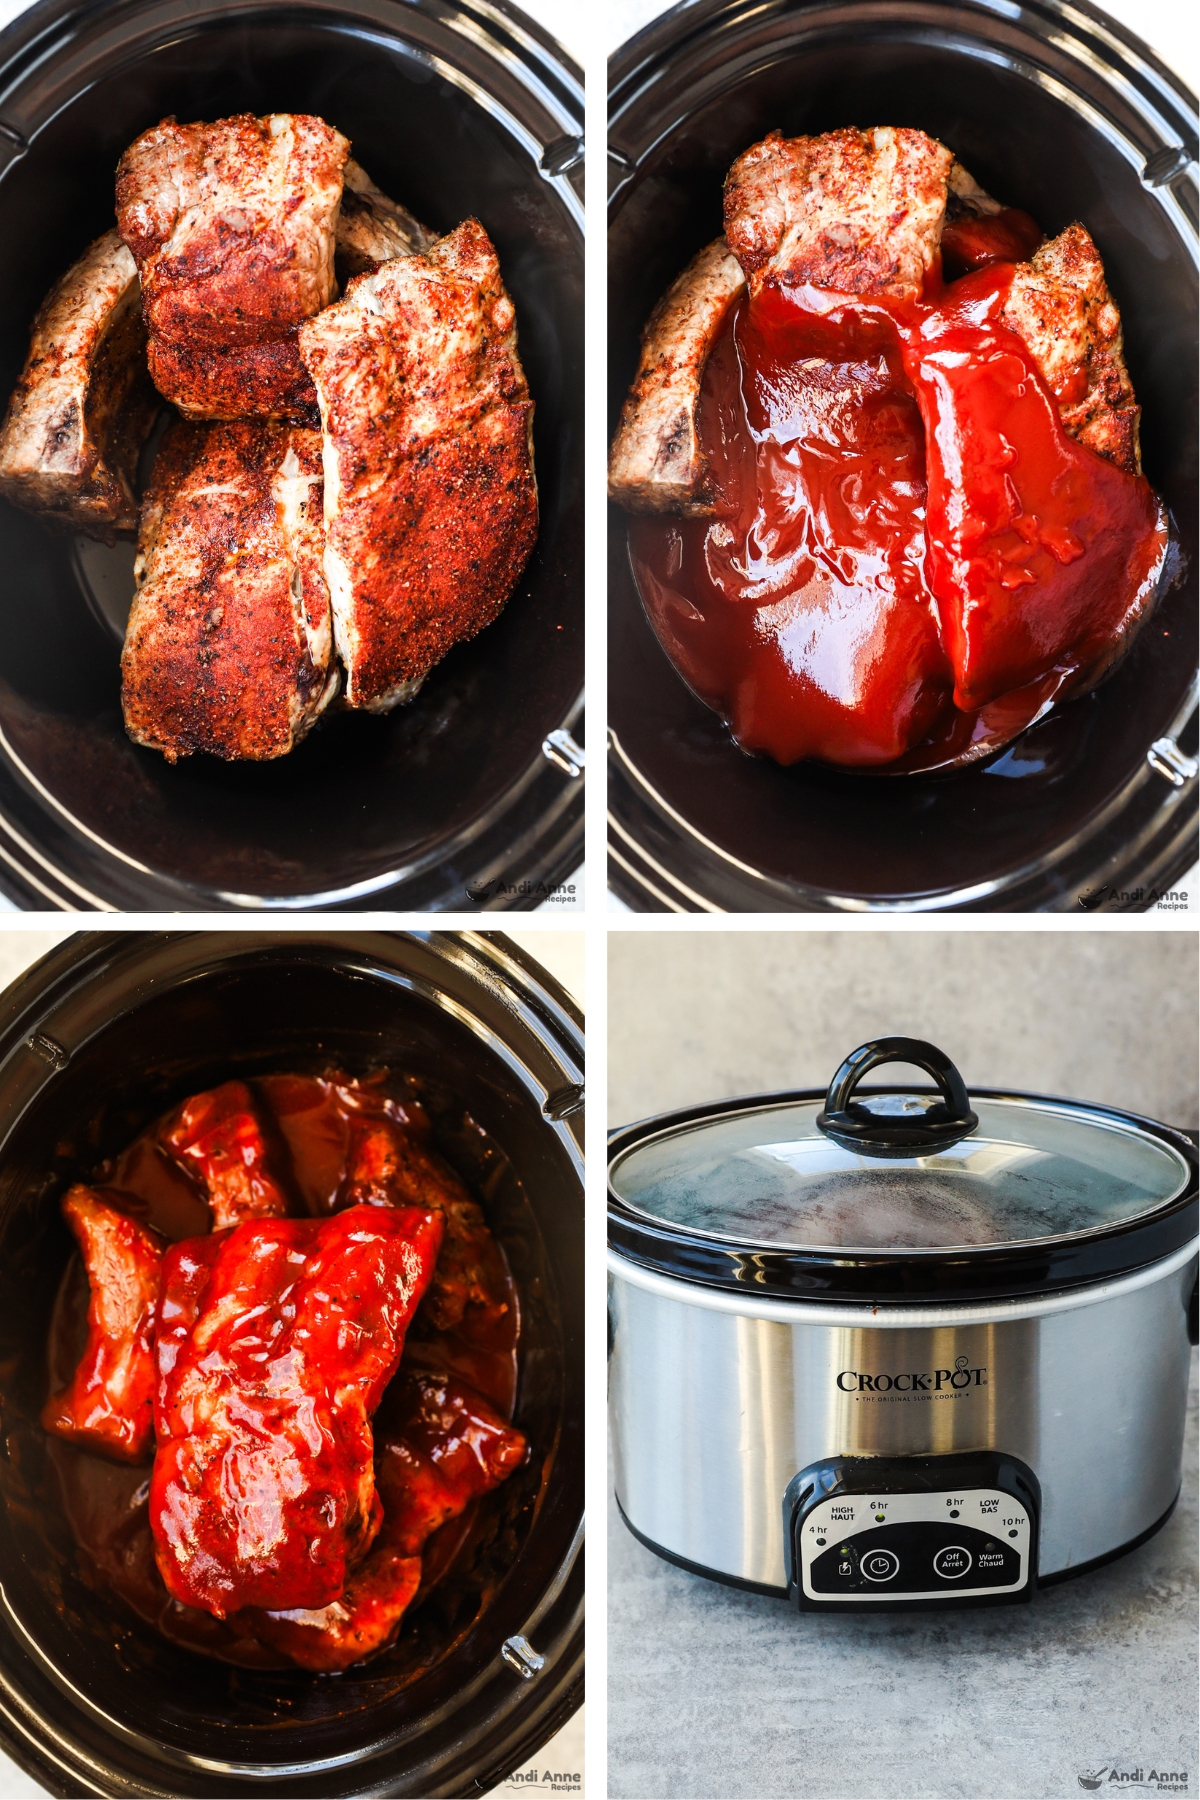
[159,1081,291,1228]
[299,217,538,710]
[116,113,348,421]
[260,1072,507,1333]
[150,1202,443,1617]
[610,127,956,517]
[723,126,954,301]
[0,232,158,542]
[41,1186,164,1463]
[336,1089,506,1334]
[607,238,745,516]
[230,1374,526,1670]
[378,1373,526,1554]
[121,419,336,761]
[1000,223,1141,475]
[335,158,434,279]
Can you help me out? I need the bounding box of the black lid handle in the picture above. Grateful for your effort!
[817,1037,979,1157]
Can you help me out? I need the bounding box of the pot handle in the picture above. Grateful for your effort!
[817,1037,979,1155]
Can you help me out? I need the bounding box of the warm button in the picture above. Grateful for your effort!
[860,1549,900,1583]
[933,1545,972,1580]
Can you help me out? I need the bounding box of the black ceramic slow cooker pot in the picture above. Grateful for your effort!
[0,0,583,911]
[608,1038,1197,1608]
[608,0,1198,912]
[0,930,583,1796]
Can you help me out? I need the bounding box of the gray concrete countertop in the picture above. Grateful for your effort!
[608,1356,1197,1800]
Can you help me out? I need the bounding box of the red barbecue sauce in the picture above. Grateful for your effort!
[940,207,1044,279]
[44,1076,520,1669]
[629,250,1167,770]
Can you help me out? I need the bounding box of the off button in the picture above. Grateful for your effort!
[934,1545,972,1580]
[861,1549,900,1583]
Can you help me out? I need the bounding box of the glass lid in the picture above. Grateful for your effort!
[609,1038,1192,1254]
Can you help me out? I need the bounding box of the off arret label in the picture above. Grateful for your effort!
[836,1355,986,1396]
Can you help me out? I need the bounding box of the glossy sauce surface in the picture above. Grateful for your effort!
[630,256,1167,771]
[46,1073,520,1669]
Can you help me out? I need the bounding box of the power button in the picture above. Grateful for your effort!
[860,1549,900,1583]
[933,1545,972,1580]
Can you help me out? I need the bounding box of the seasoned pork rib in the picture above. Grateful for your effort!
[611,128,957,516]
[299,217,538,710]
[335,158,433,278]
[159,1081,290,1228]
[41,1186,164,1463]
[231,1374,525,1670]
[378,1374,526,1555]
[0,232,158,541]
[607,238,745,516]
[150,1203,443,1617]
[116,113,349,421]
[335,1089,506,1333]
[260,1071,506,1333]
[121,420,336,761]
[723,126,954,300]
[945,160,1004,221]
[1000,223,1141,474]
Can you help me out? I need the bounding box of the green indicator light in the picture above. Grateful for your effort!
[875,1513,885,1522]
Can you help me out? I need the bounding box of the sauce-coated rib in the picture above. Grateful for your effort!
[158,1081,292,1228]
[42,1186,164,1463]
[232,1373,525,1669]
[150,1203,443,1618]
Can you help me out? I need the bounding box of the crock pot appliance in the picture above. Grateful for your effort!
[0,930,583,1797]
[608,1038,1197,1608]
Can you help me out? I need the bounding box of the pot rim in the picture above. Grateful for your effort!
[607,1234,1198,1328]
[608,1086,1199,1303]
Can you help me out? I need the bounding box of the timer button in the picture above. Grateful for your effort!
[861,1549,900,1583]
[933,1545,972,1579]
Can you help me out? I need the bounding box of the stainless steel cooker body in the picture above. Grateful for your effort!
[608,1243,1197,1592]
[607,1046,1199,1610]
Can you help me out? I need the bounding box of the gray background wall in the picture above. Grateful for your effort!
[608,929,1198,1127]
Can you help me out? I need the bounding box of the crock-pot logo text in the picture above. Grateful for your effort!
[837,1354,986,1393]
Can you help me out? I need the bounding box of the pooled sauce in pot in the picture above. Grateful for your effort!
[45,1072,521,1671]
[630,259,1167,772]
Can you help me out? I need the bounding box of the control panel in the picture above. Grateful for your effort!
[784,1451,1040,1612]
